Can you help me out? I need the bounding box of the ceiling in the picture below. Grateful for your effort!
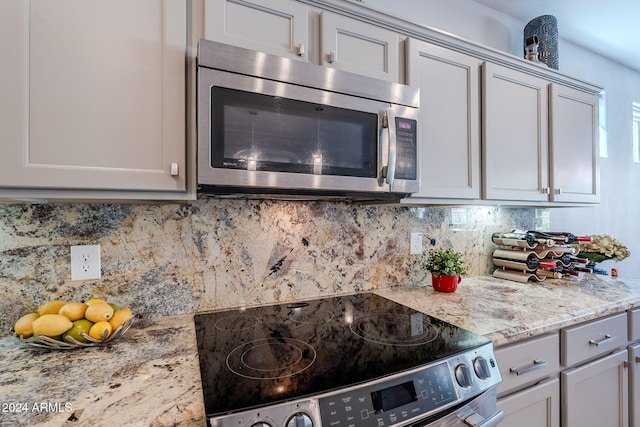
[471,0,640,72]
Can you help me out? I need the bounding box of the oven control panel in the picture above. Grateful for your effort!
[318,343,501,427]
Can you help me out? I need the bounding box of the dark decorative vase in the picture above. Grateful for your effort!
[524,15,559,69]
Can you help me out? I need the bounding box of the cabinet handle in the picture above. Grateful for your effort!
[328,51,337,63]
[296,43,305,57]
[509,359,547,376]
[170,163,179,176]
[588,334,616,346]
[634,356,640,363]
[542,187,551,194]
[554,188,563,195]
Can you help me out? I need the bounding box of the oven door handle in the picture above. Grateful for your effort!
[463,410,504,427]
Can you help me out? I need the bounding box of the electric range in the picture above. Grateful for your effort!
[194,292,502,427]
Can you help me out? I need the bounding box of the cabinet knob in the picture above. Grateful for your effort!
[328,51,337,63]
[170,163,179,176]
[296,43,305,57]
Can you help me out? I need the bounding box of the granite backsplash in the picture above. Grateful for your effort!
[0,200,542,336]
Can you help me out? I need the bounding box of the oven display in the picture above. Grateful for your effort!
[372,381,417,413]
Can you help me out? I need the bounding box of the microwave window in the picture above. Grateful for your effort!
[210,87,378,177]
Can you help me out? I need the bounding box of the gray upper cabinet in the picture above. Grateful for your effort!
[549,84,600,203]
[482,62,551,203]
[204,0,309,60]
[404,39,481,200]
[320,11,400,82]
[0,0,188,199]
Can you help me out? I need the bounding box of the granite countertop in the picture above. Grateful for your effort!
[2,274,640,426]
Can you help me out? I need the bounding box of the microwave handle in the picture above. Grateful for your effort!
[384,107,397,189]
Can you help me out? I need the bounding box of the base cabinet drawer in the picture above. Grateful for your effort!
[496,333,560,396]
[497,378,560,427]
[630,308,640,342]
[561,312,628,367]
[561,348,629,427]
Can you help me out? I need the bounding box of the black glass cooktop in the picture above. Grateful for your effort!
[194,292,490,417]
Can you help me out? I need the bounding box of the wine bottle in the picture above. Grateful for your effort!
[493,249,556,271]
[559,254,589,265]
[492,231,555,249]
[543,232,592,244]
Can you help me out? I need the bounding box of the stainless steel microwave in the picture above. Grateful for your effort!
[197,39,420,200]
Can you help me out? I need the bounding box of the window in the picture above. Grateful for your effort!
[633,102,640,163]
[599,93,608,158]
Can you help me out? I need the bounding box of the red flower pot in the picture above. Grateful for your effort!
[431,275,462,293]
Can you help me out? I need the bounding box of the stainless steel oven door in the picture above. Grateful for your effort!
[413,387,503,427]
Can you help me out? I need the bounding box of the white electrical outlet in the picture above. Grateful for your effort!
[410,232,423,255]
[70,245,101,281]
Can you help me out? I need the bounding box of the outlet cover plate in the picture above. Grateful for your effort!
[70,245,101,281]
[410,232,423,255]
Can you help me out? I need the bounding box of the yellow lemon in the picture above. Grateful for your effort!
[14,312,40,338]
[37,300,68,316]
[86,298,106,306]
[84,302,114,323]
[62,319,94,343]
[109,307,132,330]
[31,314,73,337]
[89,321,113,340]
[58,302,88,321]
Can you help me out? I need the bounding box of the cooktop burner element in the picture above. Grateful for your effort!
[350,312,439,346]
[194,293,501,427]
[226,337,317,380]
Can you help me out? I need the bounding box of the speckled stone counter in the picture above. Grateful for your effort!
[0,315,205,427]
[2,275,640,426]
[378,274,640,346]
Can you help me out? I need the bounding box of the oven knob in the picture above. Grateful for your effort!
[285,412,313,427]
[249,423,272,427]
[473,356,492,380]
[454,363,473,387]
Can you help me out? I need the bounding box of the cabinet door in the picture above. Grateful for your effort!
[562,349,629,427]
[482,62,550,202]
[404,39,480,200]
[549,84,600,203]
[320,11,399,82]
[497,378,560,427]
[0,0,186,194]
[204,0,308,60]
[630,344,640,427]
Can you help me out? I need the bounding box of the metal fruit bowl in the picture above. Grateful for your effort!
[20,319,133,350]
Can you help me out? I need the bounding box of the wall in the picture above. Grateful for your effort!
[0,201,536,336]
[363,0,640,276]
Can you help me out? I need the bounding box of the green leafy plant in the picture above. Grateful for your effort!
[422,248,468,277]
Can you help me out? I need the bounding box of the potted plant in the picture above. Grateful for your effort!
[422,248,468,293]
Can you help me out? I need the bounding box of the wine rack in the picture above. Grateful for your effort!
[491,230,591,283]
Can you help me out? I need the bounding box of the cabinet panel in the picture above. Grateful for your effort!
[549,84,600,203]
[482,62,549,202]
[495,333,559,396]
[320,11,399,82]
[497,378,560,427]
[0,0,186,193]
[561,312,628,367]
[204,0,308,60]
[630,344,640,427]
[629,308,640,342]
[561,349,629,427]
[404,39,480,200]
